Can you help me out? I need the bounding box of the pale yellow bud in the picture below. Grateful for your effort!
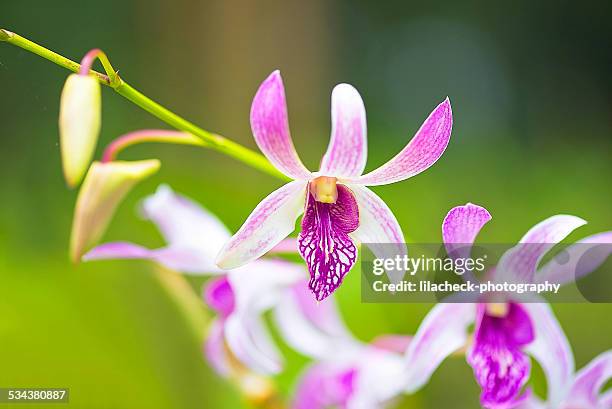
[59,74,101,187]
[310,176,338,203]
[70,160,160,262]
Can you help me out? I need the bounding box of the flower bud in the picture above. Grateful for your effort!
[70,160,160,262]
[59,73,102,187]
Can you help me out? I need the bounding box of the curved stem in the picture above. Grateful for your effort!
[78,48,119,86]
[102,129,206,162]
[1,29,289,181]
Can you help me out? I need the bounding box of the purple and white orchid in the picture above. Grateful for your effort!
[83,184,306,376]
[402,203,612,409]
[216,70,453,301]
[274,283,411,408]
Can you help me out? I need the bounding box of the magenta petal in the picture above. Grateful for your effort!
[443,203,492,259]
[468,303,534,408]
[250,71,311,180]
[298,185,359,301]
[347,98,452,186]
[203,277,235,319]
[294,363,356,409]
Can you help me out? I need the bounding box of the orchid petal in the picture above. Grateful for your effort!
[442,203,492,259]
[141,184,230,253]
[403,303,476,392]
[228,259,305,313]
[495,215,587,283]
[565,350,612,408]
[349,185,407,284]
[294,363,355,409]
[319,84,367,177]
[273,282,357,360]
[82,184,230,274]
[522,303,574,408]
[349,348,409,408]
[250,71,311,180]
[83,241,222,274]
[223,260,304,375]
[535,232,612,286]
[346,98,452,186]
[224,312,283,375]
[216,180,307,269]
[204,319,232,378]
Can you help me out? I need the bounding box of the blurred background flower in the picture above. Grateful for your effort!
[0,1,611,408]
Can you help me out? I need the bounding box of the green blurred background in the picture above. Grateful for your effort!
[1,1,611,408]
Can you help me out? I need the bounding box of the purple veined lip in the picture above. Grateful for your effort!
[468,303,535,408]
[204,277,236,318]
[298,183,359,301]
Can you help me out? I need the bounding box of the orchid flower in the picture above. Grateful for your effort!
[83,184,306,376]
[402,203,612,408]
[273,283,411,408]
[515,350,612,409]
[216,70,453,301]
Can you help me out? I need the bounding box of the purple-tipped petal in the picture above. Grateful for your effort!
[496,215,587,283]
[442,203,492,259]
[536,231,612,286]
[468,304,534,408]
[349,184,407,284]
[83,241,223,274]
[346,98,452,186]
[298,185,359,301]
[250,71,312,180]
[319,84,367,178]
[216,180,307,269]
[274,282,357,360]
[522,303,574,408]
[204,319,232,377]
[404,303,476,392]
[565,350,612,408]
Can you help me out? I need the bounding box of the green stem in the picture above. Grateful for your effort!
[0,29,289,181]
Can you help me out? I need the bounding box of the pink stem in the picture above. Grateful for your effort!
[78,48,102,75]
[101,130,193,162]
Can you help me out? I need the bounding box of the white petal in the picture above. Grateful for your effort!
[216,180,307,268]
[224,313,283,375]
[522,303,574,408]
[273,282,358,360]
[348,184,407,284]
[495,215,587,283]
[403,303,476,392]
[319,84,367,178]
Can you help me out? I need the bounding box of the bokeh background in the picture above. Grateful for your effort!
[1,1,611,408]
